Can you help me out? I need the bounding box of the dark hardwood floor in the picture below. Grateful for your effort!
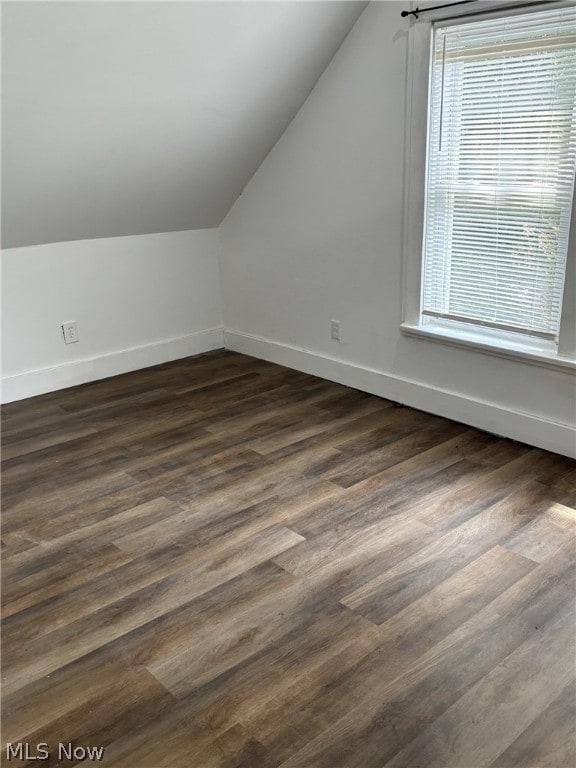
[1,350,575,768]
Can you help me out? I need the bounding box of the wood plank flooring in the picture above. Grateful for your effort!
[1,350,575,768]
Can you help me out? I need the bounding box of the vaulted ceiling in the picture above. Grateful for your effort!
[1,1,367,248]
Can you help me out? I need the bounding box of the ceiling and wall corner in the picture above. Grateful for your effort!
[1,0,367,249]
[218,1,576,458]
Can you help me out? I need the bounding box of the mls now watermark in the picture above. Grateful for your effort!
[5,742,105,761]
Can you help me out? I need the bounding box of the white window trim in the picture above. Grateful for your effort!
[400,0,576,371]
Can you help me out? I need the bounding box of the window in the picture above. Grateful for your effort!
[409,5,576,360]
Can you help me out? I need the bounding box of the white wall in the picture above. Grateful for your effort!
[1,229,223,402]
[219,1,576,457]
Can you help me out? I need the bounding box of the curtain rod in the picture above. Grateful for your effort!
[400,0,554,20]
[401,1,475,19]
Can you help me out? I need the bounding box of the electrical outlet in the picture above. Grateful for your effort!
[330,319,340,342]
[61,321,79,344]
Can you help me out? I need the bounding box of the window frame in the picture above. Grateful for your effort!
[400,0,576,372]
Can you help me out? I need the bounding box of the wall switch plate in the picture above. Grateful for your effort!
[330,319,340,342]
[62,321,79,344]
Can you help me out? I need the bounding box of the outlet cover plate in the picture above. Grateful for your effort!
[62,321,79,344]
[330,320,340,342]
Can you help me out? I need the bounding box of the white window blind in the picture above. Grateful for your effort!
[422,6,576,344]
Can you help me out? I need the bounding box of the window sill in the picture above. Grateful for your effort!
[400,323,576,372]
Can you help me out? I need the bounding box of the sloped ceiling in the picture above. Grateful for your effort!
[1,1,367,248]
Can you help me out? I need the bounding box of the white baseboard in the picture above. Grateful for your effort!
[1,327,224,403]
[5,325,573,458]
[225,329,576,459]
